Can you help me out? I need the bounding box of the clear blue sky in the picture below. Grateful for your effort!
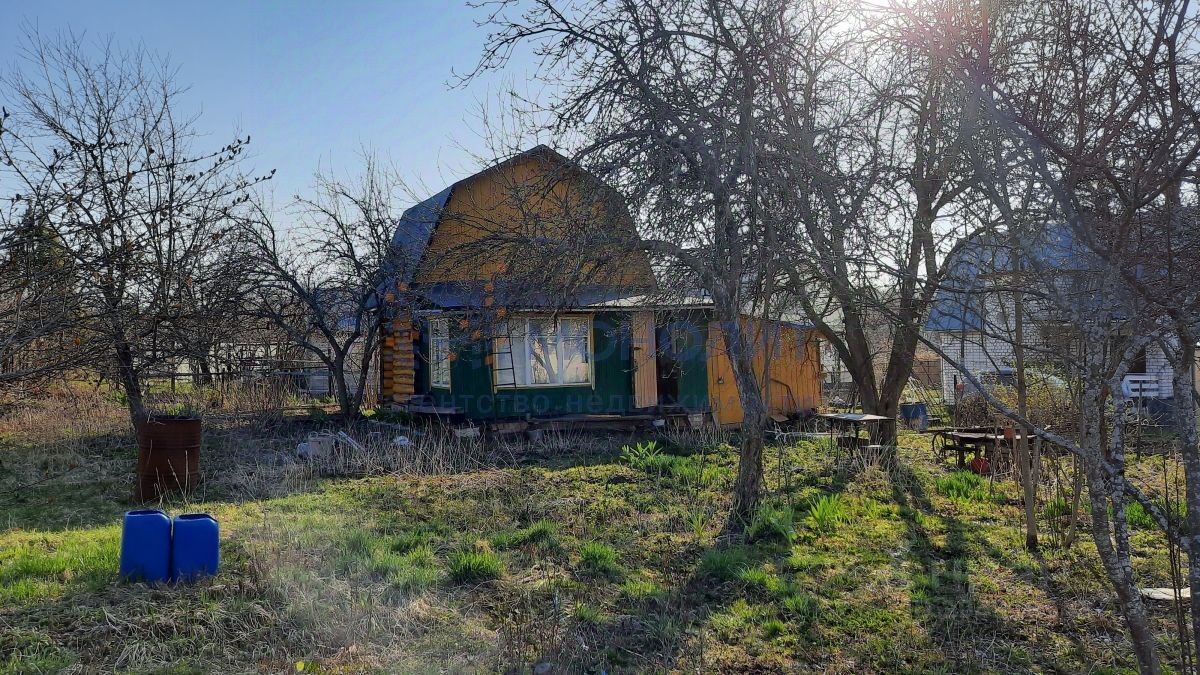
[1,1,543,210]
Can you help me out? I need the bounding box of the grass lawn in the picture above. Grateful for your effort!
[0,398,1190,673]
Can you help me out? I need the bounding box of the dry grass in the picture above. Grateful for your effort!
[1,393,1193,672]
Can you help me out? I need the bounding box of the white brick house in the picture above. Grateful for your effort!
[925,229,1187,408]
[932,330,1176,405]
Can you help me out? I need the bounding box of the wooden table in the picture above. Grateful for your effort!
[937,429,1031,470]
[818,412,891,451]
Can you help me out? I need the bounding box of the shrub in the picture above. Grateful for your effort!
[448,549,504,583]
[578,542,621,577]
[936,471,991,502]
[749,503,796,543]
[955,371,1077,430]
[698,547,750,582]
[806,494,848,532]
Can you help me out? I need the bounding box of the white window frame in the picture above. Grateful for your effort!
[429,317,451,389]
[492,315,593,389]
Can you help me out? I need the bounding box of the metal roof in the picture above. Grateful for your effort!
[388,186,453,284]
[412,282,673,311]
[926,226,1098,332]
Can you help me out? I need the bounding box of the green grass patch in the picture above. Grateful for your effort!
[761,618,787,639]
[738,566,787,595]
[578,541,621,577]
[390,526,441,553]
[0,528,120,606]
[935,471,992,502]
[781,592,820,629]
[749,503,797,543]
[805,494,848,532]
[698,546,751,582]
[620,577,666,602]
[491,519,558,550]
[620,441,720,486]
[447,548,504,583]
[572,602,604,625]
[1043,497,1071,520]
[0,418,1179,672]
[371,544,440,593]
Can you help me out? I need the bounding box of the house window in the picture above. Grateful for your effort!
[493,316,591,387]
[430,318,451,388]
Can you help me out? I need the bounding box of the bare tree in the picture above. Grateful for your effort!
[0,205,92,385]
[243,156,402,419]
[471,0,795,520]
[0,31,267,428]
[761,0,982,445]
[901,0,1200,669]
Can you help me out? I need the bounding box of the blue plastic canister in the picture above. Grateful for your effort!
[170,513,220,581]
[899,402,929,431]
[119,509,173,583]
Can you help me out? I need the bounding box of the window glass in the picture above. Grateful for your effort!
[493,316,591,387]
[529,330,559,384]
[562,335,590,383]
[560,317,590,383]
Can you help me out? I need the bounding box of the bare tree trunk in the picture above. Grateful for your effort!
[1012,260,1038,550]
[115,338,147,430]
[1025,436,1042,547]
[1173,338,1200,648]
[1081,391,1160,673]
[723,318,769,523]
[330,352,359,420]
[1063,454,1085,548]
[196,359,214,386]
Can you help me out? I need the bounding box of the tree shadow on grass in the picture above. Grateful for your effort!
[887,459,1047,672]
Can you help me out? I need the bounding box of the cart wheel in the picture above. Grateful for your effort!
[931,433,949,463]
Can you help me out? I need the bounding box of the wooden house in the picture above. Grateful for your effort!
[377,146,821,427]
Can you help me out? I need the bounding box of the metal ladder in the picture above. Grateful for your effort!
[491,311,519,392]
[906,376,949,428]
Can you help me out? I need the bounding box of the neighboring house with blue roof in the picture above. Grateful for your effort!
[375,146,823,427]
[925,228,1183,407]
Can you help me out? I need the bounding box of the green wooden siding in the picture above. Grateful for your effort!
[415,311,711,420]
[426,313,630,418]
[671,314,710,412]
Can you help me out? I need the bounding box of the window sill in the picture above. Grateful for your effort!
[493,383,593,390]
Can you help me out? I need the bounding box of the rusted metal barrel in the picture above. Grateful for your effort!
[136,416,201,501]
